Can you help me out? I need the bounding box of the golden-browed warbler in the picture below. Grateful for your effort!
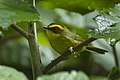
[44,23,108,54]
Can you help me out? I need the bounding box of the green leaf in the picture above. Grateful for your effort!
[0,0,40,29]
[35,5,57,25]
[92,39,115,71]
[55,8,84,27]
[91,4,120,44]
[0,38,31,68]
[0,65,28,80]
[37,71,89,80]
[36,0,119,14]
[90,23,120,42]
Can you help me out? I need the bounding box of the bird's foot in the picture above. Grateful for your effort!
[69,47,74,52]
[69,47,76,54]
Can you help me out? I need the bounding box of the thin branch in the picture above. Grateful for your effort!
[28,22,43,80]
[42,37,96,73]
[11,24,29,39]
[109,43,120,79]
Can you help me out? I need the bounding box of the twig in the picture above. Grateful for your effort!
[42,37,96,73]
[11,24,29,39]
[28,22,43,80]
[112,44,119,68]
[109,43,120,79]
[11,23,43,79]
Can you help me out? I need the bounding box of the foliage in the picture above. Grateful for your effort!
[91,4,120,42]
[0,0,120,80]
[37,0,119,14]
[37,71,89,80]
[0,65,28,80]
[0,0,39,29]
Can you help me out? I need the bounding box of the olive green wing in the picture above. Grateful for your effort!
[63,31,84,44]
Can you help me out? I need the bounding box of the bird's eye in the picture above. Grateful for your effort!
[50,26,63,34]
[53,27,59,31]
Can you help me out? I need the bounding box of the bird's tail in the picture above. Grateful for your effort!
[86,46,108,54]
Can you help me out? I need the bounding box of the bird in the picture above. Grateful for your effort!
[44,23,108,54]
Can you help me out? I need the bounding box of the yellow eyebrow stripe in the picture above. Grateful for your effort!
[49,24,64,30]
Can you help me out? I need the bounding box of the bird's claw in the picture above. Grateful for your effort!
[69,47,74,52]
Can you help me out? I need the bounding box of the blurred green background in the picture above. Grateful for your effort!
[0,0,120,80]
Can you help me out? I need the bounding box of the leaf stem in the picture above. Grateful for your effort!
[42,37,96,73]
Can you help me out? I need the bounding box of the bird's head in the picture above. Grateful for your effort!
[44,23,65,34]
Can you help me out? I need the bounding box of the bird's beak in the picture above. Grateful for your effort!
[43,26,48,29]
